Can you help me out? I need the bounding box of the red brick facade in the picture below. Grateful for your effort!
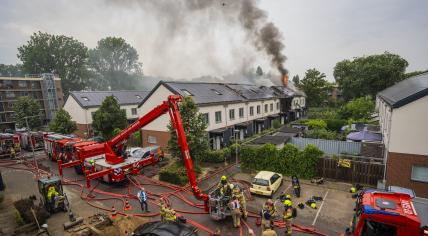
[75,123,93,138]
[142,130,170,148]
[386,152,428,198]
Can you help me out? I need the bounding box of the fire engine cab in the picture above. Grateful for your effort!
[346,189,428,236]
[44,133,80,162]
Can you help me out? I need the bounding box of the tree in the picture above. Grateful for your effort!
[17,32,89,94]
[88,37,143,90]
[13,96,42,129]
[48,108,77,134]
[338,96,374,120]
[92,96,128,140]
[0,64,23,77]
[256,66,264,76]
[333,52,408,100]
[167,96,209,162]
[298,69,331,107]
[292,75,300,86]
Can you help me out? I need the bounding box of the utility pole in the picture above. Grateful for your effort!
[24,116,39,178]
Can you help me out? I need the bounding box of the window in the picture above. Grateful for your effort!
[5,91,15,98]
[239,108,244,118]
[229,109,235,120]
[148,135,157,144]
[181,89,193,96]
[211,89,222,95]
[82,97,89,101]
[131,108,137,115]
[411,166,428,182]
[361,219,397,236]
[257,105,261,114]
[270,103,273,112]
[276,102,280,110]
[264,104,268,113]
[18,81,27,88]
[91,112,96,118]
[249,106,254,116]
[215,111,222,123]
[270,174,280,184]
[202,113,209,125]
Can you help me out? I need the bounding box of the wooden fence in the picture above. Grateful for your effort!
[317,157,384,186]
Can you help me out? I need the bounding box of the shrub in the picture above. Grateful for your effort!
[240,146,258,170]
[300,144,323,178]
[338,96,374,120]
[325,119,347,131]
[159,163,190,186]
[199,148,230,163]
[272,120,281,129]
[303,119,327,129]
[304,128,338,140]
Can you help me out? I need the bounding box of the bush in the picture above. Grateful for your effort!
[199,148,230,163]
[159,163,201,186]
[338,96,374,120]
[240,143,323,179]
[325,119,347,131]
[304,128,338,140]
[302,119,327,129]
[272,120,281,129]
[307,108,339,120]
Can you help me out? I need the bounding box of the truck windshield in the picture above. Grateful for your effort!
[252,178,269,186]
[361,219,397,236]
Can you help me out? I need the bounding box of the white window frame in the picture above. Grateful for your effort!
[215,111,222,123]
[249,106,254,116]
[229,109,235,120]
[411,166,428,183]
[239,107,244,118]
[131,108,137,115]
[148,135,157,144]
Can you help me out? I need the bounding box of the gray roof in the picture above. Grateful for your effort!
[70,90,150,108]
[377,72,428,108]
[251,135,290,145]
[271,86,306,97]
[226,84,276,100]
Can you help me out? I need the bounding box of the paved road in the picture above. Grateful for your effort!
[1,152,355,236]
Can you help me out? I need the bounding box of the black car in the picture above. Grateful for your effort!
[133,221,198,236]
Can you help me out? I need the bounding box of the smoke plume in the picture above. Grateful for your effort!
[109,0,288,79]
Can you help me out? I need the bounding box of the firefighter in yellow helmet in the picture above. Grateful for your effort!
[159,198,167,222]
[283,207,293,236]
[232,186,247,218]
[47,185,59,208]
[218,175,231,197]
[164,207,177,222]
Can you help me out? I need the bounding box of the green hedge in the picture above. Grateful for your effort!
[325,119,347,131]
[159,163,201,186]
[241,143,323,179]
[198,148,230,163]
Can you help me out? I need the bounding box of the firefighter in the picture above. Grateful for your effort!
[9,146,16,159]
[47,186,59,208]
[264,199,277,217]
[164,207,177,222]
[261,208,272,232]
[233,186,247,218]
[217,175,230,196]
[262,224,278,236]
[159,198,166,222]
[283,207,293,236]
[284,199,292,211]
[229,196,241,228]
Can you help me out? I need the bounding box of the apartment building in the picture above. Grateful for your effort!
[63,90,149,137]
[377,72,428,198]
[138,81,306,149]
[0,73,63,130]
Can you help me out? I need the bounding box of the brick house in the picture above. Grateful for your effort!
[63,90,149,137]
[377,72,428,198]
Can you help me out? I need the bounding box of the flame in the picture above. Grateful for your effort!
[281,74,289,87]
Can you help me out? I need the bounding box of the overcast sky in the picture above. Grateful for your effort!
[1,0,427,81]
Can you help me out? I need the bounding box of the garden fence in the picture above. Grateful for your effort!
[290,137,361,155]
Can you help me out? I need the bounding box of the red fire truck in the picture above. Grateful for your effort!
[0,133,21,158]
[44,133,81,162]
[344,189,428,236]
[58,96,208,207]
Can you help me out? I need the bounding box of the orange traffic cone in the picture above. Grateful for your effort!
[124,199,132,211]
[111,205,117,218]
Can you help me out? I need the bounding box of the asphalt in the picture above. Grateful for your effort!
[1,151,358,236]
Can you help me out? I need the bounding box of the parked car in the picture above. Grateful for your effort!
[249,171,283,197]
[128,145,164,166]
[133,221,198,236]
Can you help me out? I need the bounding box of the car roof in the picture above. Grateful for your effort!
[254,171,277,179]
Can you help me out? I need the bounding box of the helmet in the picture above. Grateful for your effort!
[310,202,317,209]
[283,199,292,206]
[285,194,291,199]
[221,176,227,181]
[350,187,356,193]
[229,184,234,189]
[90,159,94,164]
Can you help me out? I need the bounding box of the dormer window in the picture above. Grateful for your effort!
[211,89,222,95]
[82,97,89,101]
[181,89,193,96]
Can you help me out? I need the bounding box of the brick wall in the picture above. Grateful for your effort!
[75,123,92,138]
[386,152,428,198]
[142,130,170,148]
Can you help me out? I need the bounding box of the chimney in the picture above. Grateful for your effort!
[282,74,289,87]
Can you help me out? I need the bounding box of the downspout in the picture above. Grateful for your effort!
[383,106,392,184]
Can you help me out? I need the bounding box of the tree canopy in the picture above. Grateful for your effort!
[338,96,374,121]
[13,96,42,129]
[292,74,300,86]
[0,64,23,77]
[92,96,128,140]
[167,96,209,162]
[333,52,408,100]
[48,108,77,134]
[298,69,331,107]
[88,37,143,90]
[17,31,89,94]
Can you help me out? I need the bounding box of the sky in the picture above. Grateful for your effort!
[0,0,427,81]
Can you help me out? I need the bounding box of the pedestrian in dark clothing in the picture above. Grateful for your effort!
[137,187,149,212]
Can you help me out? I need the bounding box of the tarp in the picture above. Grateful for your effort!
[346,130,382,142]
